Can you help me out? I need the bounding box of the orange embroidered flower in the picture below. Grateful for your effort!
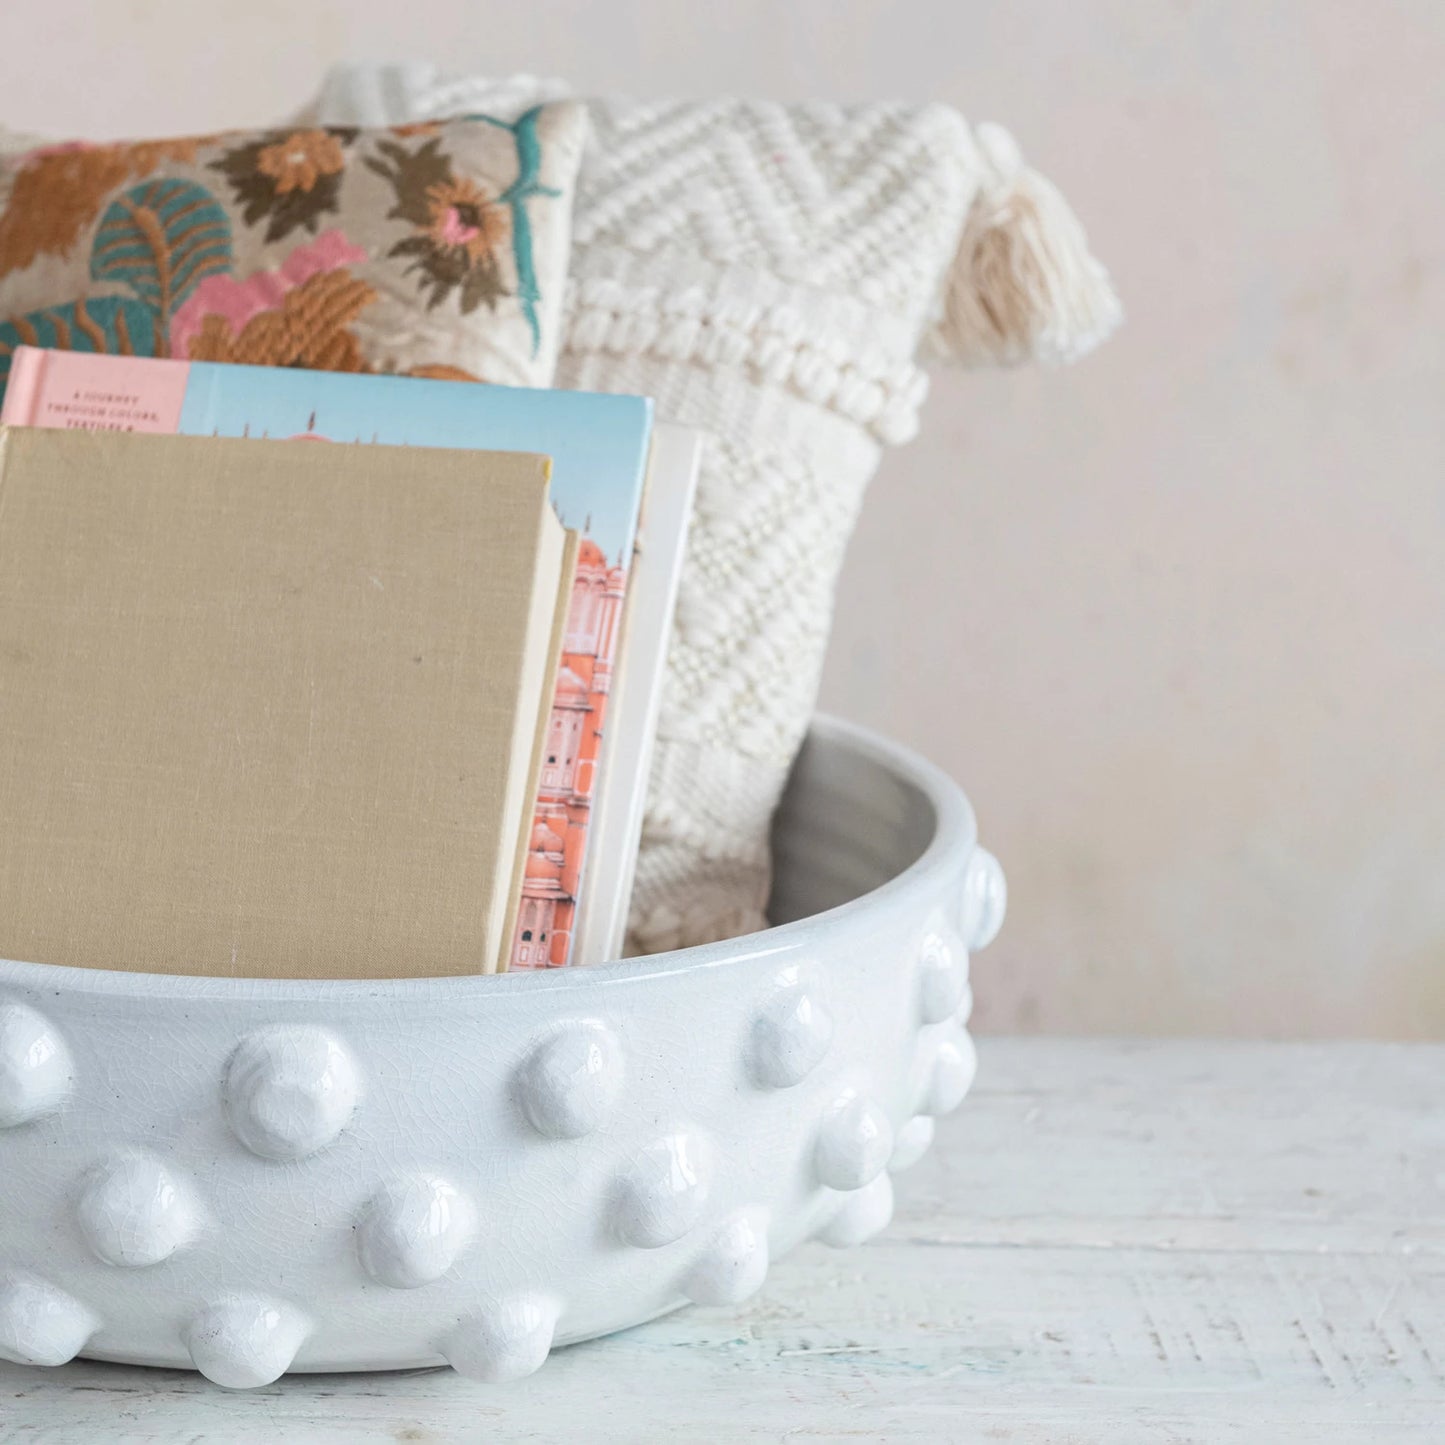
[255,130,346,195]
[0,136,208,277]
[373,137,512,314]
[424,177,510,262]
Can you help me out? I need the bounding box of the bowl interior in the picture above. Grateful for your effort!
[768,724,939,926]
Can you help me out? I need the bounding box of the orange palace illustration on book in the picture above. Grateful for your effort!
[510,539,627,968]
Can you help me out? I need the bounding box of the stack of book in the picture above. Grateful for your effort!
[0,347,700,978]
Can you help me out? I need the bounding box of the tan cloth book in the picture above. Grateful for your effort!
[0,426,567,978]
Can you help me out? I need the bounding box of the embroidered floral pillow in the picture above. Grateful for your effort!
[0,107,586,393]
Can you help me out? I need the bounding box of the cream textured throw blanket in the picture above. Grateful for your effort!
[314,66,1121,957]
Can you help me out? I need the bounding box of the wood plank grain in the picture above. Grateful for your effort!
[2,1040,1440,1443]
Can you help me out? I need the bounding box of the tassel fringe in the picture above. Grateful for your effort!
[930,122,1121,368]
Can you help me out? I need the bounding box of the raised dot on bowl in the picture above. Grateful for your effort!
[962,847,1007,951]
[917,929,967,1025]
[0,1275,96,1368]
[76,1154,199,1268]
[815,1091,894,1191]
[749,967,833,1088]
[443,1294,557,1383]
[918,1032,978,1118]
[614,1131,711,1248]
[682,1207,770,1306]
[0,1001,74,1128]
[357,1173,475,1289]
[223,1025,360,1161]
[184,1295,309,1389]
[515,1020,623,1139]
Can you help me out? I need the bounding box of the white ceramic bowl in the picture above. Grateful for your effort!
[0,715,1003,1388]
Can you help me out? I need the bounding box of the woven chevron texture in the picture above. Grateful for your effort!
[313,69,1119,958]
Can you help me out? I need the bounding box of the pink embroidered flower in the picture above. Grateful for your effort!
[168,228,369,361]
[435,206,478,248]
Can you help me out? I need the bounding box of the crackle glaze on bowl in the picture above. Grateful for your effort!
[0,716,1004,1388]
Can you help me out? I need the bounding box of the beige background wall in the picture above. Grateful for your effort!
[3,1,1442,1036]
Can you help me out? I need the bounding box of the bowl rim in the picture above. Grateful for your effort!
[0,714,976,1004]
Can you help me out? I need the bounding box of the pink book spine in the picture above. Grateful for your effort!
[1,345,48,424]
[0,347,191,433]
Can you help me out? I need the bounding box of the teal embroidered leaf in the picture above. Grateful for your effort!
[90,179,232,344]
[0,297,158,394]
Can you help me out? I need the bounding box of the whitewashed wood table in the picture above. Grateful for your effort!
[2,1039,1441,1442]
